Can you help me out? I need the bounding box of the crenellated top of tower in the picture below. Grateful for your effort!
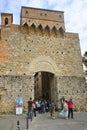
[20,6,65,31]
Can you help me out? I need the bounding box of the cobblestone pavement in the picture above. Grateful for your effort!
[0,112,87,130]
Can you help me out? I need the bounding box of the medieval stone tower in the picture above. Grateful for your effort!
[0,6,87,113]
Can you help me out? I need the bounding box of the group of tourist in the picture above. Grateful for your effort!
[27,96,73,120]
[28,98,53,117]
[59,97,73,119]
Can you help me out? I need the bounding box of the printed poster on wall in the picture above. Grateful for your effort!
[16,98,23,115]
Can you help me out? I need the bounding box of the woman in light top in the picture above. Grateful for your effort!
[59,100,68,119]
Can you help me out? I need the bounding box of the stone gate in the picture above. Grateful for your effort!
[0,6,87,113]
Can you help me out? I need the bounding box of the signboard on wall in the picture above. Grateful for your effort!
[16,98,23,115]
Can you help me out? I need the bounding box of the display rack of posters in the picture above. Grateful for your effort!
[16,98,23,115]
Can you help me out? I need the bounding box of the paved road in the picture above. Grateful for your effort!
[29,112,87,130]
[0,112,87,130]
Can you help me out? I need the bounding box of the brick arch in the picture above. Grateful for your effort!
[29,55,58,74]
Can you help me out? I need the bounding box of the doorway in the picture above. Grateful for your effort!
[34,71,55,101]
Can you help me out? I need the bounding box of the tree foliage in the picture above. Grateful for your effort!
[82,51,87,68]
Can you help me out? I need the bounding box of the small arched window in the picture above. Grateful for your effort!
[38,24,43,30]
[31,23,36,29]
[5,18,8,26]
[23,22,28,28]
[45,25,50,32]
[52,26,57,33]
[59,27,64,33]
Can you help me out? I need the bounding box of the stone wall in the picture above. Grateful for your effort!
[0,75,87,113]
[0,27,83,76]
[56,76,87,111]
[0,75,34,113]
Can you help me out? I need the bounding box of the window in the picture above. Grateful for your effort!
[5,18,8,26]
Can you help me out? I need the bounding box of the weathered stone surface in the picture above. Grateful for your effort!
[0,7,87,113]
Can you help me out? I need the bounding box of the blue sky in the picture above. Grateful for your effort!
[0,0,87,56]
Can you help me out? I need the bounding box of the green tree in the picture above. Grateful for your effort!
[82,51,87,69]
[82,51,87,84]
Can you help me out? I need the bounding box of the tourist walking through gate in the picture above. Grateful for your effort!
[50,101,56,119]
[32,99,37,117]
[28,97,33,121]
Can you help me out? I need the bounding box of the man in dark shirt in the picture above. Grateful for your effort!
[28,97,33,114]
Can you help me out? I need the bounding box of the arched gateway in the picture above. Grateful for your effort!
[29,55,58,102]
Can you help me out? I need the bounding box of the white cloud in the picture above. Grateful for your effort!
[0,0,87,55]
[64,0,87,55]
